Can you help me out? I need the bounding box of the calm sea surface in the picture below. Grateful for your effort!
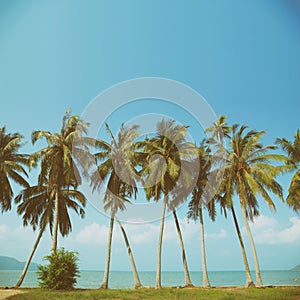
[0,270,299,289]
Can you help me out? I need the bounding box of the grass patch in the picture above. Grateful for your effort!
[7,286,300,300]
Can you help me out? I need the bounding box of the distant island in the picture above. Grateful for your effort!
[0,256,38,270]
[291,265,300,272]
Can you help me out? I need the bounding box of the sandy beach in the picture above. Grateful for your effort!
[0,288,25,300]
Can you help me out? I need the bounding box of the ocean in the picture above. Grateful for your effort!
[1,270,300,288]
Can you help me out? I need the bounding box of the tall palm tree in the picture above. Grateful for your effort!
[215,182,255,286]
[91,123,142,289]
[141,119,195,288]
[14,181,86,287]
[0,126,29,212]
[218,124,286,287]
[116,217,141,289]
[187,144,214,288]
[206,116,255,287]
[30,109,89,253]
[205,115,231,142]
[168,158,198,288]
[276,129,300,212]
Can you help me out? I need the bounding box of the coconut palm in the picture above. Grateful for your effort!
[187,144,215,288]
[115,217,141,288]
[91,123,142,289]
[217,124,285,287]
[276,129,300,212]
[206,117,255,287]
[205,115,231,142]
[167,157,199,288]
[14,181,86,287]
[0,126,29,212]
[141,119,195,288]
[30,109,89,253]
[215,183,255,286]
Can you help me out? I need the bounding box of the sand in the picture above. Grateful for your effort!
[0,288,26,300]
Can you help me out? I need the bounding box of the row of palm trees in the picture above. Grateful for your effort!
[0,110,299,289]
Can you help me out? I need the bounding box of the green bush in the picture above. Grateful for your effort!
[37,248,79,290]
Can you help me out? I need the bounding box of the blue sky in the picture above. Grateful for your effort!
[1,0,300,274]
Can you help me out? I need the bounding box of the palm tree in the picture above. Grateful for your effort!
[276,129,300,212]
[187,144,214,288]
[14,181,86,287]
[0,126,29,212]
[141,119,195,288]
[215,182,255,286]
[30,109,89,253]
[116,217,142,288]
[206,116,255,287]
[91,123,142,289]
[205,115,231,142]
[218,124,285,287]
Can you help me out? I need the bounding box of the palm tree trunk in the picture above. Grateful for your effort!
[155,194,168,289]
[15,226,45,287]
[172,210,193,287]
[51,190,59,254]
[231,205,254,287]
[241,205,263,287]
[100,212,115,289]
[116,218,142,289]
[199,206,211,288]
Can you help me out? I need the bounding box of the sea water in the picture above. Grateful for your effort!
[0,270,299,288]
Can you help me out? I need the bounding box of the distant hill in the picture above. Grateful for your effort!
[0,256,38,270]
[291,264,300,272]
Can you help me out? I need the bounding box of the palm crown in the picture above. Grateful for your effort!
[15,182,86,236]
[91,123,140,216]
[218,125,285,219]
[141,119,195,202]
[187,144,216,221]
[30,110,89,188]
[276,129,300,212]
[0,126,29,212]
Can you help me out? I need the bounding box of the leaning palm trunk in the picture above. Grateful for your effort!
[155,194,168,289]
[173,210,193,287]
[116,218,142,288]
[16,225,45,287]
[51,191,59,254]
[100,212,115,289]
[199,206,211,288]
[230,205,254,287]
[241,205,263,287]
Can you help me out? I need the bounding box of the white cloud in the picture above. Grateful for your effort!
[130,224,158,245]
[75,218,226,247]
[162,220,177,242]
[0,224,8,237]
[277,217,300,243]
[12,225,36,242]
[119,218,198,245]
[246,215,300,244]
[0,222,36,243]
[117,222,157,246]
[205,229,227,240]
[175,219,199,241]
[76,221,159,246]
[76,222,110,245]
